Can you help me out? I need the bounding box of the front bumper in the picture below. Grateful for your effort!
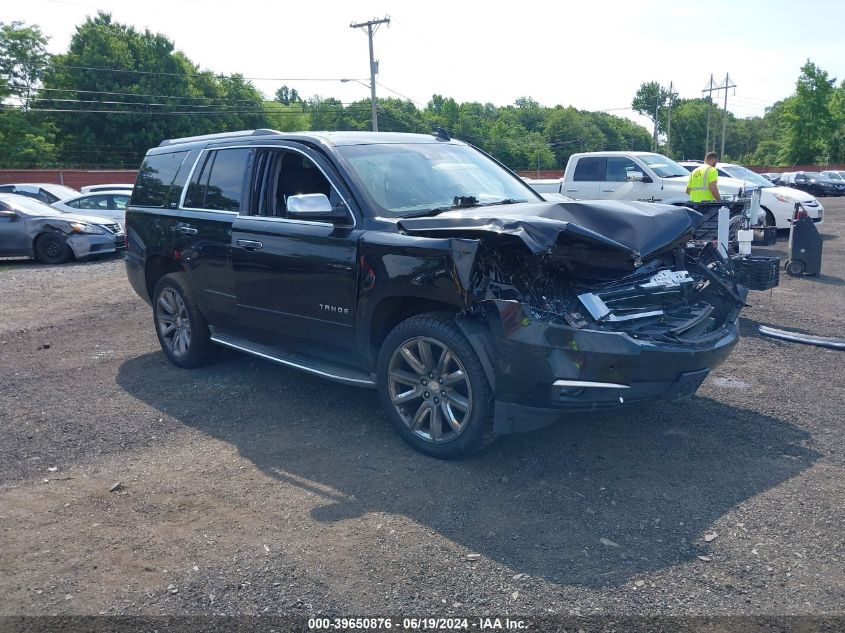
[486,301,739,434]
[67,232,126,259]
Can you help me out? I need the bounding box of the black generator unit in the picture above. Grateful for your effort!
[786,205,823,276]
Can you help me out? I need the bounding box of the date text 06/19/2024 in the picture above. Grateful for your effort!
[307,617,528,630]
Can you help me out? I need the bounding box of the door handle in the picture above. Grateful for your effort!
[236,239,263,251]
[177,225,198,235]
[602,188,616,192]
[565,188,578,192]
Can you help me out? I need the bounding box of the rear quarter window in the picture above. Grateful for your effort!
[131,150,190,207]
[573,157,603,181]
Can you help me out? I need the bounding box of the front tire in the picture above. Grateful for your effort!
[34,232,72,264]
[377,313,493,459]
[152,273,214,368]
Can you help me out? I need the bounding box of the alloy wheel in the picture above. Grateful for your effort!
[156,287,191,357]
[387,336,473,443]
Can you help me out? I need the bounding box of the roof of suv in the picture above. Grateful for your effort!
[156,129,464,152]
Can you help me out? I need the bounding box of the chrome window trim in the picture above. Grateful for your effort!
[176,143,356,227]
[233,214,351,228]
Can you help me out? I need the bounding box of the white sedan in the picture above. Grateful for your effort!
[51,190,131,229]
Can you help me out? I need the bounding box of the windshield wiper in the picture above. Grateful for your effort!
[401,206,457,219]
[478,198,527,207]
[401,195,481,219]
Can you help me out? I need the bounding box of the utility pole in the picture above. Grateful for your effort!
[702,74,717,154]
[666,81,677,157]
[350,16,390,132]
[718,73,736,158]
[653,101,660,151]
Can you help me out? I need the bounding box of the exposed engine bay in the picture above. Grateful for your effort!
[398,199,748,345]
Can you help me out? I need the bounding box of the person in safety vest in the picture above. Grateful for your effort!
[686,151,721,202]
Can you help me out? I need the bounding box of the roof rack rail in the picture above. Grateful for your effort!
[158,128,282,147]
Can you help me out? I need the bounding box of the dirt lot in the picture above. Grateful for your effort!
[0,201,843,619]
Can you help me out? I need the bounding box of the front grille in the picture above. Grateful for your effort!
[103,223,122,234]
[577,270,724,343]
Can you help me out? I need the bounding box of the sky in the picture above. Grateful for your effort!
[10,0,845,129]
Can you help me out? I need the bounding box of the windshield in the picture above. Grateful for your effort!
[637,153,691,178]
[802,172,823,179]
[823,172,843,181]
[1,195,66,217]
[335,142,540,217]
[41,184,80,200]
[721,165,774,188]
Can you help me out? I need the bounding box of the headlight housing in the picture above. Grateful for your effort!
[69,222,106,235]
[773,193,795,203]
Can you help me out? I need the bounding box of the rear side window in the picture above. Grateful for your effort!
[132,150,190,207]
[573,157,603,181]
[185,148,250,211]
[604,157,641,182]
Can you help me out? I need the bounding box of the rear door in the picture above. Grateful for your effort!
[231,144,361,363]
[599,156,656,200]
[564,156,603,199]
[175,146,252,330]
[128,147,197,275]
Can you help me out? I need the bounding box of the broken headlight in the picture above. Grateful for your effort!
[69,222,106,235]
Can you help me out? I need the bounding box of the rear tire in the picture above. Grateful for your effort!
[377,313,493,459]
[152,273,215,368]
[34,232,72,264]
[785,259,806,277]
[764,209,776,228]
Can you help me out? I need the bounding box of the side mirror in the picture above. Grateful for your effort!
[0,209,17,220]
[626,171,645,182]
[286,193,348,221]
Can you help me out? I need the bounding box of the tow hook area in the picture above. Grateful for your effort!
[661,369,710,402]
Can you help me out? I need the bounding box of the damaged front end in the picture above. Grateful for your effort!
[398,200,747,434]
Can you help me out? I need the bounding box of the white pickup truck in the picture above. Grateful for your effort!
[526,151,753,205]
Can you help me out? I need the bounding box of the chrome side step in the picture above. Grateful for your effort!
[553,379,630,389]
[210,332,376,388]
[758,325,845,351]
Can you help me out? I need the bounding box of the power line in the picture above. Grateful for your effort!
[30,61,366,83]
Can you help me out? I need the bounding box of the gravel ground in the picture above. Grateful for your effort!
[0,201,843,618]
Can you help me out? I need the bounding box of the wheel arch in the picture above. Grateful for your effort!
[368,296,458,363]
[366,295,497,389]
[144,255,183,301]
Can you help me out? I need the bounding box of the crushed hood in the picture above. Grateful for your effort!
[398,200,703,259]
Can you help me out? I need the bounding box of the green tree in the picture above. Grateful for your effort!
[0,21,56,166]
[42,12,269,167]
[0,21,50,107]
[632,81,670,145]
[274,85,301,105]
[778,60,835,164]
[825,81,845,164]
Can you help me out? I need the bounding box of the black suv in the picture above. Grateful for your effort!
[126,130,746,458]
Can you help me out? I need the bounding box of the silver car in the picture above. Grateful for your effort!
[0,193,125,264]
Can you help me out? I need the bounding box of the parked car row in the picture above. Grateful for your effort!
[761,171,845,197]
[0,182,132,263]
[0,194,125,263]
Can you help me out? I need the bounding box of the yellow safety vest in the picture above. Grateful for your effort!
[687,165,717,202]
